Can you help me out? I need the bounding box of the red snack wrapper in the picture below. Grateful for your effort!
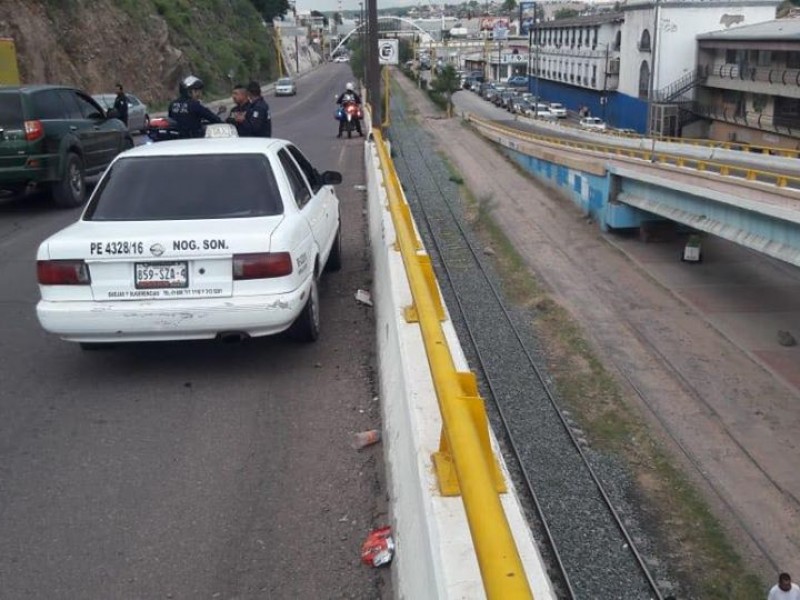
[360,526,395,567]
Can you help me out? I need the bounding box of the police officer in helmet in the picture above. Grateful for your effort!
[336,82,363,137]
[168,75,222,139]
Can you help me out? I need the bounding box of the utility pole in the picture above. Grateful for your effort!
[602,43,609,124]
[534,16,540,105]
[646,0,660,138]
[367,0,381,127]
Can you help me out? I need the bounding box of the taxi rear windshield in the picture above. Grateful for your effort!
[84,154,283,221]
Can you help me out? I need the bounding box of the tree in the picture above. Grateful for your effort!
[554,8,580,19]
[333,11,343,25]
[249,0,291,23]
[433,64,461,117]
[310,9,329,26]
[501,0,518,13]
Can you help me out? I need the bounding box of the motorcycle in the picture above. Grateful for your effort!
[335,95,363,138]
[145,105,227,143]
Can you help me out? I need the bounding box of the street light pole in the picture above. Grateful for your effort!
[534,16,540,105]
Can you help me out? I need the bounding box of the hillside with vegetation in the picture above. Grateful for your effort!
[0,0,284,105]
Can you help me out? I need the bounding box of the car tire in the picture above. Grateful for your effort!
[141,114,150,133]
[290,277,320,342]
[52,152,86,208]
[325,224,343,272]
[123,137,134,151]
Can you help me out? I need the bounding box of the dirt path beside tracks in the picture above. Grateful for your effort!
[392,72,800,590]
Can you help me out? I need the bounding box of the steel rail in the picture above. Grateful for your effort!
[372,127,534,600]
[390,100,664,599]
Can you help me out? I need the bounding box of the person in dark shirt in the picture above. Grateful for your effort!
[168,75,222,139]
[226,84,251,136]
[245,81,272,137]
[113,83,128,127]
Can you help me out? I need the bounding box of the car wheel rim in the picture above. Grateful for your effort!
[69,162,82,196]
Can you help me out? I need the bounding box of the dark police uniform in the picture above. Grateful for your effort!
[113,93,129,126]
[226,102,251,137]
[168,97,222,139]
[245,96,271,137]
[336,90,363,136]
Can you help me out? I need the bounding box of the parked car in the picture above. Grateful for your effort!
[35,137,343,347]
[333,55,350,63]
[527,103,556,120]
[92,93,149,133]
[497,90,517,109]
[274,77,297,96]
[507,75,529,87]
[548,102,567,118]
[0,84,133,207]
[579,117,607,131]
[512,99,532,115]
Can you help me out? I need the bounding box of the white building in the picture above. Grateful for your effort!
[527,0,780,131]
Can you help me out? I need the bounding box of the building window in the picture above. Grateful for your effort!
[788,51,800,69]
[613,31,621,50]
[639,29,651,52]
[757,50,771,66]
[639,60,650,99]
[775,96,800,128]
[752,94,768,113]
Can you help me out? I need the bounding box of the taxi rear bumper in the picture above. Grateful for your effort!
[36,279,311,343]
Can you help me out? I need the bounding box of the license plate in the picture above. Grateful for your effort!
[134,261,188,289]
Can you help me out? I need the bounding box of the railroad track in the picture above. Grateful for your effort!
[389,96,666,599]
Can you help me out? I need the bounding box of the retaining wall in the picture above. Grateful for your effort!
[365,138,555,599]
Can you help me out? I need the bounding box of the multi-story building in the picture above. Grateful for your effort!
[691,19,800,148]
[528,0,780,131]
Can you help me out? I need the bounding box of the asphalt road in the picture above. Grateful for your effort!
[453,89,800,188]
[0,63,388,599]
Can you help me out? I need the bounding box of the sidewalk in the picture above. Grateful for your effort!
[393,72,800,579]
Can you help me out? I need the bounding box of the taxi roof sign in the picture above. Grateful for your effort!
[204,123,239,138]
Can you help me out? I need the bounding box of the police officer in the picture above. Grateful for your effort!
[226,84,251,136]
[113,83,129,127]
[168,75,222,139]
[336,82,363,137]
[245,81,272,137]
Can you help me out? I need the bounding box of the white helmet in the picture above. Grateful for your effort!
[345,82,354,91]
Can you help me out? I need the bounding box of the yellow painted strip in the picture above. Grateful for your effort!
[373,128,534,600]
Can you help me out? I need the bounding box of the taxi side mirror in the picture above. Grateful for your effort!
[321,170,342,185]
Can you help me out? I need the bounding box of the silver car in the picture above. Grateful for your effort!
[92,93,149,133]
[274,77,297,96]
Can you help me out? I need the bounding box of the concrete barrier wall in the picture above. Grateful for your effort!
[365,139,555,599]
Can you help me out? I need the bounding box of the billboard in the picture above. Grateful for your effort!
[479,17,509,32]
[519,2,537,37]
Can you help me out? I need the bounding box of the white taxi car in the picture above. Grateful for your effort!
[35,138,343,348]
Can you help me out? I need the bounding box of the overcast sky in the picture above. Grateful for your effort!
[297,0,422,12]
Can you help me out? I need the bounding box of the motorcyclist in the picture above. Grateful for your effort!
[336,82,363,138]
[168,75,222,139]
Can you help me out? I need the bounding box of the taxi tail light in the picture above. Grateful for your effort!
[233,253,293,280]
[37,260,91,285]
[24,120,44,142]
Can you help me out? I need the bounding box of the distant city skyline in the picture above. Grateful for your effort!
[298,0,424,12]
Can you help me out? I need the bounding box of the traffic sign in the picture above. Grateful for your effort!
[378,39,399,65]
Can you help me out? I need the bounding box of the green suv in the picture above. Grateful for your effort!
[0,85,133,207]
